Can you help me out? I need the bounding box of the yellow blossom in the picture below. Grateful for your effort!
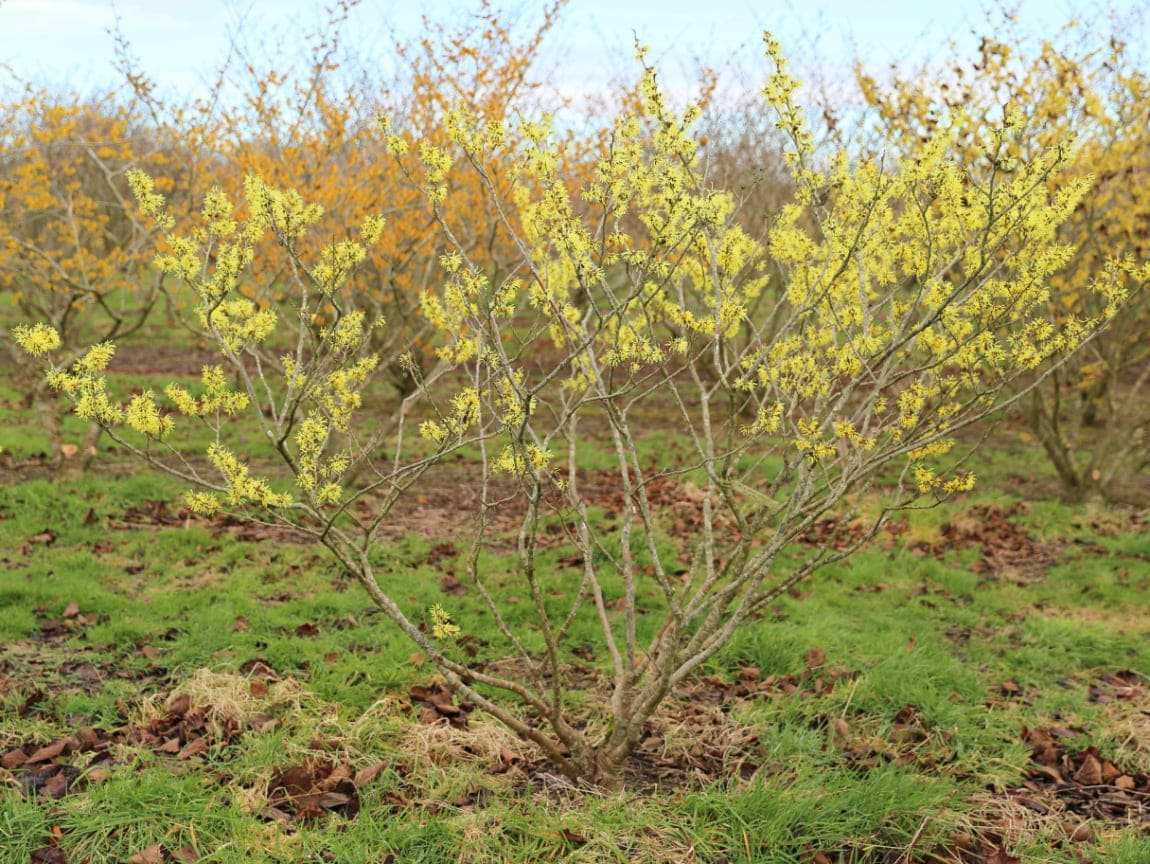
[12,323,61,356]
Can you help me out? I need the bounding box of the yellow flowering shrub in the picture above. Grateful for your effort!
[373,32,1122,785]
[13,27,1127,789]
[854,13,1150,500]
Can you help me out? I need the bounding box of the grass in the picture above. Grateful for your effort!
[2,313,1149,861]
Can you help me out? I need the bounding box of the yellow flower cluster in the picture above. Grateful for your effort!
[293,413,349,505]
[43,343,125,428]
[429,604,461,640]
[12,323,61,356]
[493,443,553,475]
[164,366,249,417]
[199,299,277,352]
[419,388,480,445]
[207,444,291,509]
[318,356,380,432]
[244,175,323,241]
[125,392,174,440]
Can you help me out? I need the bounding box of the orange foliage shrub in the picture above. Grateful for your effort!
[0,86,173,467]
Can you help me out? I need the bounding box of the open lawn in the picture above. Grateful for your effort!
[1,358,1148,864]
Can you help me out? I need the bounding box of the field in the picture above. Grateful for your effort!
[1,334,1148,862]
[2,2,1150,861]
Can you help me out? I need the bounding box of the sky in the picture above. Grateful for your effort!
[1,0,1146,106]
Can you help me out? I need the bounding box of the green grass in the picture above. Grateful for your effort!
[2,353,1149,862]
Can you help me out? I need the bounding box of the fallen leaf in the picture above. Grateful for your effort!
[172,846,200,863]
[62,602,80,618]
[1000,678,1022,695]
[260,805,293,824]
[560,828,586,845]
[27,738,69,764]
[440,574,467,596]
[354,761,388,787]
[295,621,319,638]
[167,694,192,717]
[1075,751,1103,786]
[30,849,66,864]
[177,738,208,760]
[831,717,851,748]
[41,772,69,799]
[318,791,352,808]
[985,847,1021,864]
[129,844,164,864]
[1066,821,1095,843]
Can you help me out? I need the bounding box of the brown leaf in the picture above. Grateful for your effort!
[129,844,164,864]
[177,738,209,760]
[157,737,182,755]
[1115,774,1136,791]
[999,678,1022,695]
[295,621,319,638]
[353,760,388,787]
[1024,726,1059,765]
[249,679,269,698]
[41,771,69,800]
[27,738,69,764]
[1075,751,1103,786]
[1101,759,1121,783]
[172,846,200,863]
[62,601,80,618]
[30,849,66,864]
[275,765,315,799]
[293,793,326,821]
[831,717,851,748]
[805,648,826,669]
[1066,821,1095,843]
[167,694,192,717]
[317,791,352,808]
[260,805,293,824]
[29,529,56,545]
[986,847,1021,864]
[440,574,467,596]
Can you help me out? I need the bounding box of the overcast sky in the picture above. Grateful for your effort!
[1,0,1146,104]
